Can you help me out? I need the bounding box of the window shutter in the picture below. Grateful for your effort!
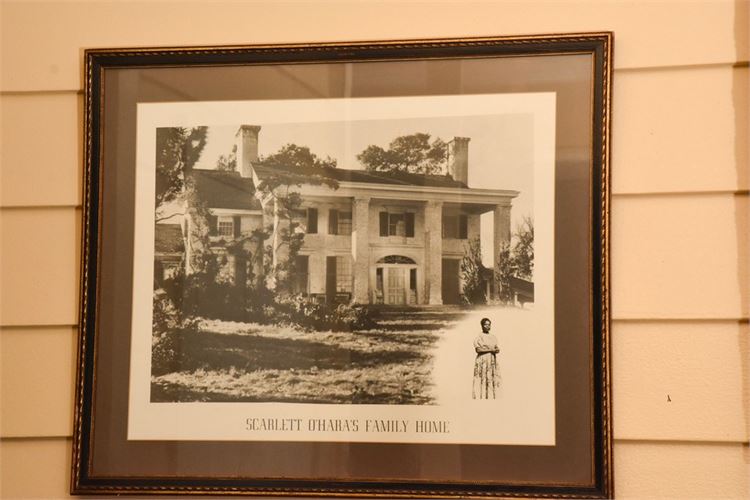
[405,212,415,237]
[307,208,318,234]
[233,215,242,238]
[326,256,337,300]
[379,212,388,237]
[328,209,338,235]
[208,215,218,235]
[459,214,468,239]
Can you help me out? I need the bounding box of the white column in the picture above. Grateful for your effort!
[425,200,443,305]
[493,202,512,298]
[351,197,371,303]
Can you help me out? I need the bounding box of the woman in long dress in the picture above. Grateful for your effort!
[472,318,500,399]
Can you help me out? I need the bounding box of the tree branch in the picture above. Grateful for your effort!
[155,211,186,223]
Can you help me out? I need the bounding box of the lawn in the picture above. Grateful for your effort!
[151,308,461,404]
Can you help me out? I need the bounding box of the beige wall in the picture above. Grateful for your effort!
[1,1,748,498]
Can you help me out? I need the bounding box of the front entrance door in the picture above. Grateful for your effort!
[442,258,461,305]
[386,268,407,305]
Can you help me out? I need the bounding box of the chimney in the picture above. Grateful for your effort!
[235,125,261,177]
[447,137,470,186]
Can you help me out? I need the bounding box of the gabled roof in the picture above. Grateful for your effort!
[190,169,261,210]
[251,163,469,189]
[155,224,184,254]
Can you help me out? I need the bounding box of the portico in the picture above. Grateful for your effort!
[283,181,517,305]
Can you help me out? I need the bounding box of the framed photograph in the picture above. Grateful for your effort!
[72,33,613,498]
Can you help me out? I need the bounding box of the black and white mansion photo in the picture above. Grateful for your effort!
[150,118,535,405]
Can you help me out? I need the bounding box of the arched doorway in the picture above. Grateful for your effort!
[375,255,418,305]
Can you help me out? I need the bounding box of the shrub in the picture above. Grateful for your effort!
[152,291,202,375]
[460,237,487,305]
[152,327,187,376]
[161,264,276,324]
[273,295,376,332]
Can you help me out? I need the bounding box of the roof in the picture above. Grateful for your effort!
[252,163,469,189]
[190,169,261,210]
[155,224,184,254]
[509,276,534,299]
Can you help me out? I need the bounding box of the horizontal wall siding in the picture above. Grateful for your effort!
[614,441,750,499]
[1,0,748,498]
[1,1,747,92]
[611,194,748,319]
[0,209,80,326]
[1,328,77,438]
[2,321,747,442]
[612,321,749,442]
[0,439,72,500]
[2,439,748,499]
[613,65,748,194]
[0,93,83,207]
[2,195,746,326]
[2,65,746,209]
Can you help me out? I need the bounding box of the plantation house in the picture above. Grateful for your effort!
[159,125,518,305]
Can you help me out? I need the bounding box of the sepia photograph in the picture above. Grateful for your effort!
[128,93,555,445]
[71,36,613,497]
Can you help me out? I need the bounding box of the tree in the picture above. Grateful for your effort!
[216,144,237,172]
[494,215,534,305]
[260,143,337,170]
[154,127,207,210]
[357,133,447,175]
[255,144,339,293]
[460,237,486,305]
[513,216,534,280]
[495,242,518,305]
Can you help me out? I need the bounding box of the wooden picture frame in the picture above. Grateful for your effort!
[72,33,613,498]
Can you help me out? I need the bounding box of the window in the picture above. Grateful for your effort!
[379,211,415,238]
[306,208,318,234]
[328,209,352,235]
[335,255,352,292]
[293,208,319,234]
[210,215,242,238]
[217,216,234,237]
[293,255,309,294]
[442,214,468,239]
[338,211,352,235]
[377,255,416,264]
[389,213,405,236]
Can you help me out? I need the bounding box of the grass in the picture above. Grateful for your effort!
[151,313,453,404]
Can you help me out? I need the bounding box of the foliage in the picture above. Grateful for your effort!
[152,135,376,383]
[154,127,207,209]
[494,215,535,304]
[495,242,519,304]
[153,290,181,336]
[273,295,376,332]
[160,252,273,325]
[260,143,337,170]
[216,144,237,171]
[357,133,447,175]
[512,216,534,280]
[152,290,203,376]
[254,143,340,292]
[459,237,487,305]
